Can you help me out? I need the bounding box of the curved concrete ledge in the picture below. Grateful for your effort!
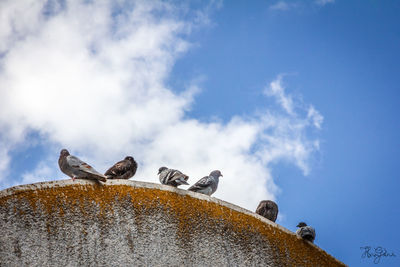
[0,180,345,266]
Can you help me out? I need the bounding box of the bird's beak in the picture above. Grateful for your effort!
[221,174,223,177]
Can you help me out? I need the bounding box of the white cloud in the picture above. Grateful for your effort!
[0,0,322,211]
[276,212,286,223]
[308,105,324,129]
[21,160,56,186]
[270,0,334,11]
[264,75,294,115]
[269,1,298,11]
[260,77,323,176]
[0,144,10,177]
[0,0,46,53]
[315,0,335,6]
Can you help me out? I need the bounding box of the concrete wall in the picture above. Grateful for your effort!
[0,180,345,266]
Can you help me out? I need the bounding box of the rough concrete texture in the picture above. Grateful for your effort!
[0,180,346,266]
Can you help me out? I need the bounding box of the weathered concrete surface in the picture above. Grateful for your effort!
[0,180,346,266]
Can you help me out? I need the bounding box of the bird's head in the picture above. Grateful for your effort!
[210,170,223,178]
[60,149,70,157]
[125,156,135,162]
[158,167,167,174]
[297,222,307,228]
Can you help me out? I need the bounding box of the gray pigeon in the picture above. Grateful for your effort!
[188,170,222,196]
[58,149,107,182]
[255,200,278,222]
[158,167,189,187]
[296,222,316,243]
[105,156,137,179]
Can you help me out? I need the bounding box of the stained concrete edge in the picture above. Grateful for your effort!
[0,179,346,266]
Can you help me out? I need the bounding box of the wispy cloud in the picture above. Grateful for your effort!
[315,0,335,6]
[0,144,10,177]
[308,105,324,129]
[262,78,323,175]
[269,1,298,11]
[21,161,53,186]
[0,0,322,210]
[269,0,334,11]
[264,75,295,115]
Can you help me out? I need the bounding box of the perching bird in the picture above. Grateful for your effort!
[188,170,223,196]
[296,222,316,243]
[105,156,137,179]
[255,200,278,222]
[158,167,189,187]
[58,149,107,182]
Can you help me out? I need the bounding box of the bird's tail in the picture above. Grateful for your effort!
[176,177,189,185]
[87,173,107,182]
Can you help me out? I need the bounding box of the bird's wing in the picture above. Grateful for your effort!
[168,169,189,185]
[105,160,129,176]
[160,169,178,183]
[158,169,169,183]
[169,169,188,181]
[269,210,278,222]
[189,176,213,190]
[299,226,316,239]
[67,155,103,176]
[169,169,182,176]
[307,226,316,237]
[161,169,174,183]
[255,203,266,215]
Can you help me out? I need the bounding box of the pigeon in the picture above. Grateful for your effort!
[188,170,223,196]
[255,200,278,222]
[296,222,316,243]
[158,167,189,187]
[105,156,138,179]
[58,149,107,182]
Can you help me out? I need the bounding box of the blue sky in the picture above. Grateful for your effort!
[0,0,399,266]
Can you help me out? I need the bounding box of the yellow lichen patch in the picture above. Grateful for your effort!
[0,182,345,266]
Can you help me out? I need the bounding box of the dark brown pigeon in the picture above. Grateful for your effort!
[296,222,316,243]
[158,166,189,187]
[58,149,107,182]
[104,156,137,179]
[255,200,278,222]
